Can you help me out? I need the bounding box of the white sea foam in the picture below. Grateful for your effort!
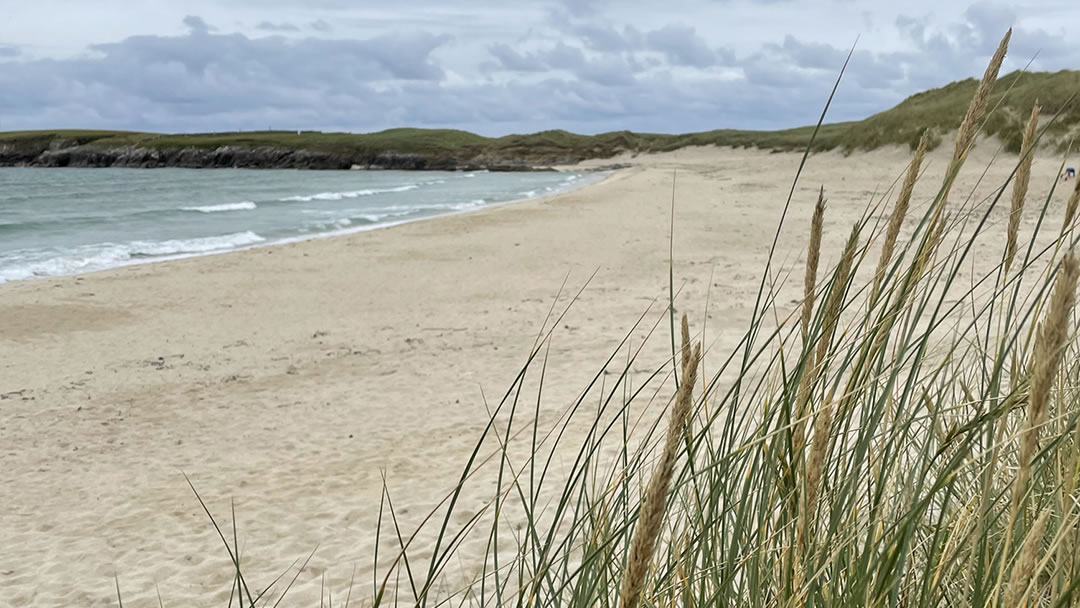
[0,167,604,283]
[0,231,266,282]
[354,209,417,223]
[182,201,257,213]
[305,218,355,231]
[282,184,418,202]
[127,231,265,256]
[304,204,419,224]
[450,199,487,210]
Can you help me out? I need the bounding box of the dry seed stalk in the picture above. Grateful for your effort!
[1068,392,1080,552]
[873,132,927,301]
[952,29,1011,165]
[803,188,826,343]
[619,314,701,608]
[790,230,856,596]
[792,190,827,464]
[1004,508,1050,608]
[1064,176,1080,234]
[1013,253,1079,511]
[793,389,835,602]
[913,211,950,287]
[793,224,857,457]
[800,394,835,538]
[1055,380,1080,594]
[1005,103,1041,275]
[941,29,1011,206]
[815,224,859,367]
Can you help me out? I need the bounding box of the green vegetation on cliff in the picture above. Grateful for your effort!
[0,124,855,166]
[1,69,1077,168]
[836,69,1080,153]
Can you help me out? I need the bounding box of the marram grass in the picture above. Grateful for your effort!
[168,30,1080,607]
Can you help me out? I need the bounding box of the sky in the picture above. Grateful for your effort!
[0,0,1076,136]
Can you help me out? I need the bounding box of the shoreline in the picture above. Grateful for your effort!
[0,130,636,171]
[0,163,565,172]
[0,169,613,285]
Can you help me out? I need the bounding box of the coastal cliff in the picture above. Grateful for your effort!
[0,125,840,172]
[0,136,557,171]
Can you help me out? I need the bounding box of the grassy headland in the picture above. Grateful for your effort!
[2,69,1077,170]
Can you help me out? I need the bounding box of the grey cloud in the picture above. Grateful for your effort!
[310,19,333,32]
[257,21,301,32]
[559,0,603,17]
[740,51,807,89]
[573,23,643,52]
[895,2,1073,90]
[742,0,1074,123]
[746,35,908,96]
[543,6,572,30]
[645,24,727,67]
[362,32,453,79]
[182,15,215,34]
[0,46,19,58]
[964,2,1073,66]
[486,41,634,86]
[555,16,731,69]
[1010,27,1074,65]
[508,17,730,72]
[575,56,636,86]
[849,52,908,90]
[775,36,847,70]
[544,42,587,70]
[0,20,455,133]
[958,1,1014,54]
[486,42,591,74]
[895,15,927,43]
[488,44,547,71]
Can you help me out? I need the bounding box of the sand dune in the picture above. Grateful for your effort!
[0,143,1069,606]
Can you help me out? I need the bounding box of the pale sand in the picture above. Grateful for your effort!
[0,144,1071,606]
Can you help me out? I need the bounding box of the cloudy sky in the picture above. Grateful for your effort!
[0,0,1076,135]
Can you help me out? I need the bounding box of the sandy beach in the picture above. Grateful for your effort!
[1,143,1069,606]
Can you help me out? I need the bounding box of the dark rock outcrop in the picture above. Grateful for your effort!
[30,144,356,170]
[0,140,562,171]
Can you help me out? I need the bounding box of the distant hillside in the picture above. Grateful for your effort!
[0,125,856,170]
[0,69,1076,170]
[832,69,1080,153]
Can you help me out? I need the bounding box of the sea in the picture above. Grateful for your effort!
[0,167,597,283]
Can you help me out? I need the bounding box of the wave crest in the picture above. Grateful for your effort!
[0,231,266,282]
[282,184,418,202]
[182,201,257,213]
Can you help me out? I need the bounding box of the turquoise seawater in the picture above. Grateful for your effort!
[0,168,594,282]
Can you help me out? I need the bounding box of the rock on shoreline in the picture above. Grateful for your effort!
[0,141,560,171]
